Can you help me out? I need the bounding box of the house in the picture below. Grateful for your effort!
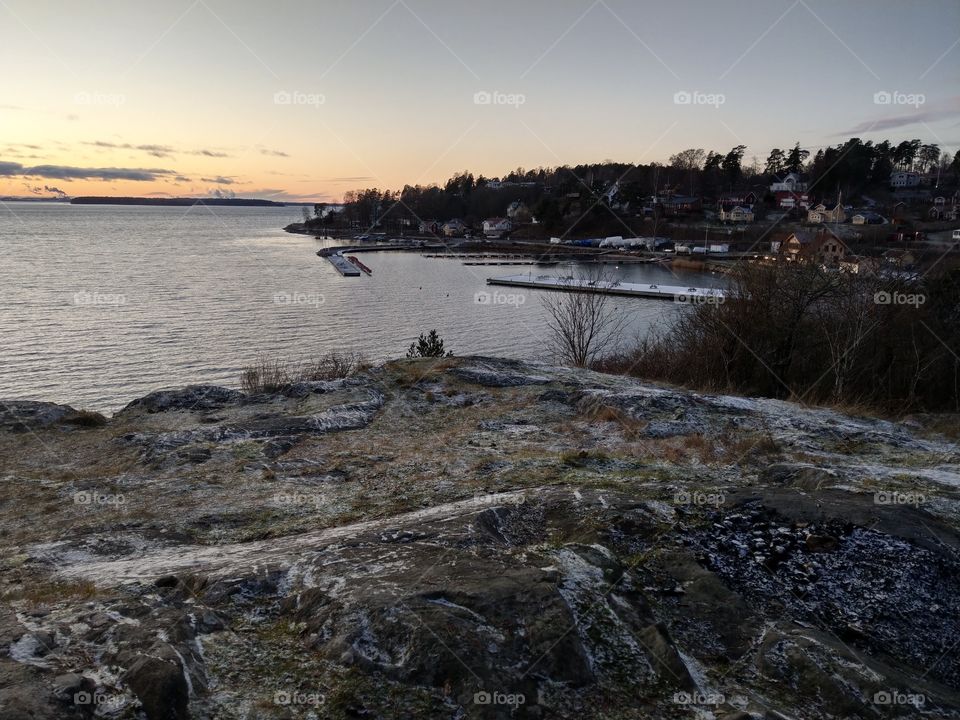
[718,205,754,223]
[655,194,701,216]
[883,249,916,269]
[419,219,441,235]
[807,200,846,224]
[929,194,959,221]
[778,230,849,266]
[839,255,880,274]
[890,171,921,188]
[720,191,758,207]
[770,173,807,193]
[482,217,512,238]
[506,201,530,222]
[774,190,811,210]
[852,212,884,225]
[441,219,468,237]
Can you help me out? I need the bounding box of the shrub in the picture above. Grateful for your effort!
[406,330,452,358]
[596,262,960,414]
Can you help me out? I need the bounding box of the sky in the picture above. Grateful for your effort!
[1,0,958,202]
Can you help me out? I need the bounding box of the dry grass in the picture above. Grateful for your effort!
[560,448,609,467]
[388,357,458,387]
[65,410,108,428]
[586,405,649,439]
[3,579,98,607]
[241,352,370,393]
[723,432,782,462]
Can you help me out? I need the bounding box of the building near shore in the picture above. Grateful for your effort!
[775,230,849,266]
[482,217,512,238]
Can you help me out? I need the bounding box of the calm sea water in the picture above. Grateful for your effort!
[0,202,722,412]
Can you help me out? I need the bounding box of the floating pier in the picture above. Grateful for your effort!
[326,254,361,276]
[486,274,725,301]
[463,261,538,266]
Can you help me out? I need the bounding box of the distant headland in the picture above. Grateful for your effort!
[69,196,287,207]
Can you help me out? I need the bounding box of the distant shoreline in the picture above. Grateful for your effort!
[70,196,288,207]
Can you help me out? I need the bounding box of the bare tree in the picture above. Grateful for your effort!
[541,268,629,367]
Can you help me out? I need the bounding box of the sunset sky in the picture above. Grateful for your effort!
[2,0,958,202]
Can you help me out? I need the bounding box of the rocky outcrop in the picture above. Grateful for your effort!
[1,356,959,719]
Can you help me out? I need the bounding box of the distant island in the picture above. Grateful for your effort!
[70,196,287,207]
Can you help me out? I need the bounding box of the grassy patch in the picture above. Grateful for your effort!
[3,579,98,606]
[241,352,370,393]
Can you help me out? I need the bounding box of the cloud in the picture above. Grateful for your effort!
[174,175,191,183]
[85,141,176,158]
[259,148,290,157]
[842,97,960,134]
[200,176,235,185]
[244,187,333,202]
[327,176,375,182]
[0,160,177,181]
[84,141,231,159]
[44,185,67,198]
[191,149,230,157]
[210,188,236,199]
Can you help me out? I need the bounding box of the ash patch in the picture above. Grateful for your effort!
[693,502,960,687]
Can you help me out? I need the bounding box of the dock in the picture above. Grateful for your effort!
[486,274,725,301]
[326,254,361,276]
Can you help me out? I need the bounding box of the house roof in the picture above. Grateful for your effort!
[787,230,817,245]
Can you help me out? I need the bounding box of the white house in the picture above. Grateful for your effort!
[482,217,512,237]
[770,172,807,193]
[807,201,845,224]
[890,171,921,188]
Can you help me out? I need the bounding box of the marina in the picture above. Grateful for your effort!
[486,273,726,301]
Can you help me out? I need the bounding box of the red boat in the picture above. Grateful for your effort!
[346,256,372,275]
